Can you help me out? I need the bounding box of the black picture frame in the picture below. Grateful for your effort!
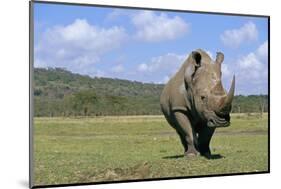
[29,1,270,188]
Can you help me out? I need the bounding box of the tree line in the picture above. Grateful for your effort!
[33,68,268,117]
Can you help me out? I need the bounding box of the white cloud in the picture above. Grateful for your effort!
[238,52,263,71]
[220,22,258,48]
[136,53,187,83]
[257,40,268,59]
[131,11,189,42]
[137,63,148,72]
[35,19,127,76]
[111,64,124,73]
[138,53,186,73]
[237,41,268,79]
[234,41,268,94]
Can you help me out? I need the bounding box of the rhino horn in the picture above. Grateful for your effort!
[217,75,235,114]
[216,52,224,64]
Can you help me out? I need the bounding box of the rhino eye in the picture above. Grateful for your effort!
[201,96,206,101]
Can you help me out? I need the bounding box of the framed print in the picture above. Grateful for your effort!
[30,1,269,188]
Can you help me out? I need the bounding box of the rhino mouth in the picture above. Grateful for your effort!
[207,113,230,127]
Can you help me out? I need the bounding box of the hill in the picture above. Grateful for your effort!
[33,67,268,117]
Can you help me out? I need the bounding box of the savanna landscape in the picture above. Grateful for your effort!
[33,68,269,186]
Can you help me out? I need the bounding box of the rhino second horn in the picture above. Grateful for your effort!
[218,75,235,114]
[216,52,224,64]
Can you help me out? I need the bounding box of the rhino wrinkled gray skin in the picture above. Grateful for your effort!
[160,49,235,158]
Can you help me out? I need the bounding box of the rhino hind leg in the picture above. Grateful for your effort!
[173,111,199,157]
[198,126,215,159]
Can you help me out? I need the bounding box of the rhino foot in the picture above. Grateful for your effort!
[184,149,200,158]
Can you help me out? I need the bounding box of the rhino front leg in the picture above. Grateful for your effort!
[174,111,199,157]
[198,126,215,158]
[176,130,187,152]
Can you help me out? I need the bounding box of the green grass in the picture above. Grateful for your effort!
[33,114,268,186]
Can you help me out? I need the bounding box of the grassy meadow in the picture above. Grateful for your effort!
[33,113,268,186]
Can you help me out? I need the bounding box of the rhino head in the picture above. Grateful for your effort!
[184,49,235,128]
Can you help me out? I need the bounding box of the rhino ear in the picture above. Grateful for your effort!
[184,51,201,88]
[192,51,202,67]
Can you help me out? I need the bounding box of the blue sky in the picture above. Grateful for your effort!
[34,2,268,95]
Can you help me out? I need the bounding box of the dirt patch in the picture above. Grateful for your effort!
[91,162,151,182]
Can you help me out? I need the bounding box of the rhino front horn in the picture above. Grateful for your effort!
[218,75,235,114]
